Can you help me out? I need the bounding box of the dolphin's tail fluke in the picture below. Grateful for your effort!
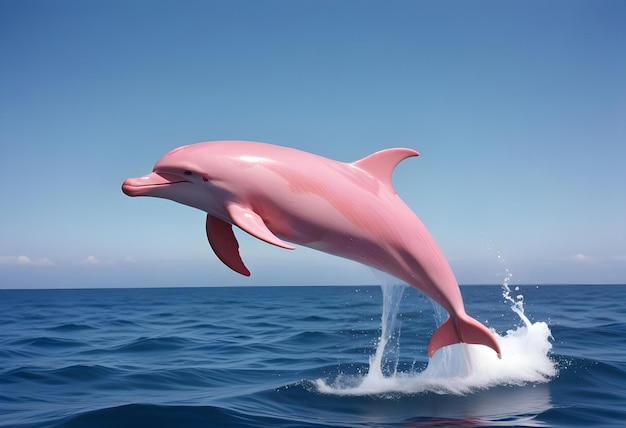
[427,314,502,358]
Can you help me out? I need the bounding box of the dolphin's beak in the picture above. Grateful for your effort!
[122,173,188,197]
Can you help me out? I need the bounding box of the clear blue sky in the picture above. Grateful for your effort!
[1,0,625,288]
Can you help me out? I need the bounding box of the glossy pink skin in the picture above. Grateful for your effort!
[122,141,501,358]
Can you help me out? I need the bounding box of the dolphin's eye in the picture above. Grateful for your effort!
[184,170,193,176]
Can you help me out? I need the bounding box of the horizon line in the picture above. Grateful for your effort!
[1,283,625,291]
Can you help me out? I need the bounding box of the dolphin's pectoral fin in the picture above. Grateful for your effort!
[427,315,502,359]
[206,214,251,277]
[226,202,296,250]
[351,148,419,190]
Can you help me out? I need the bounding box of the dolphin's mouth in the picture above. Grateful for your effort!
[122,173,189,197]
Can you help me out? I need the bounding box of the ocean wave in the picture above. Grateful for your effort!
[8,336,82,349]
[46,323,96,332]
[43,401,359,428]
[112,336,201,353]
[48,364,120,381]
[39,403,260,428]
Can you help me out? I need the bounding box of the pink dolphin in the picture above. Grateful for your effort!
[122,141,501,358]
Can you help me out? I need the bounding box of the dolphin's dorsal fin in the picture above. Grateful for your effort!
[226,202,296,250]
[206,214,251,276]
[351,148,419,190]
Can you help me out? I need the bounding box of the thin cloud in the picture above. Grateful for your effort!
[0,255,55,266]
[569,253,591,262]
[82,255,100,265]
[123,255,137,263]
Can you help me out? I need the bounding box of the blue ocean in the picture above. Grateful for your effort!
[1,283,625,427]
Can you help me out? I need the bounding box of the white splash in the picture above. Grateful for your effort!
[359,277,405,388]
[316,269,557,396]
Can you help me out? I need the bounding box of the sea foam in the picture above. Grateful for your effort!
[316,273,557,396]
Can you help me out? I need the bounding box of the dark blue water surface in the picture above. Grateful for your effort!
[1,285,625,427]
